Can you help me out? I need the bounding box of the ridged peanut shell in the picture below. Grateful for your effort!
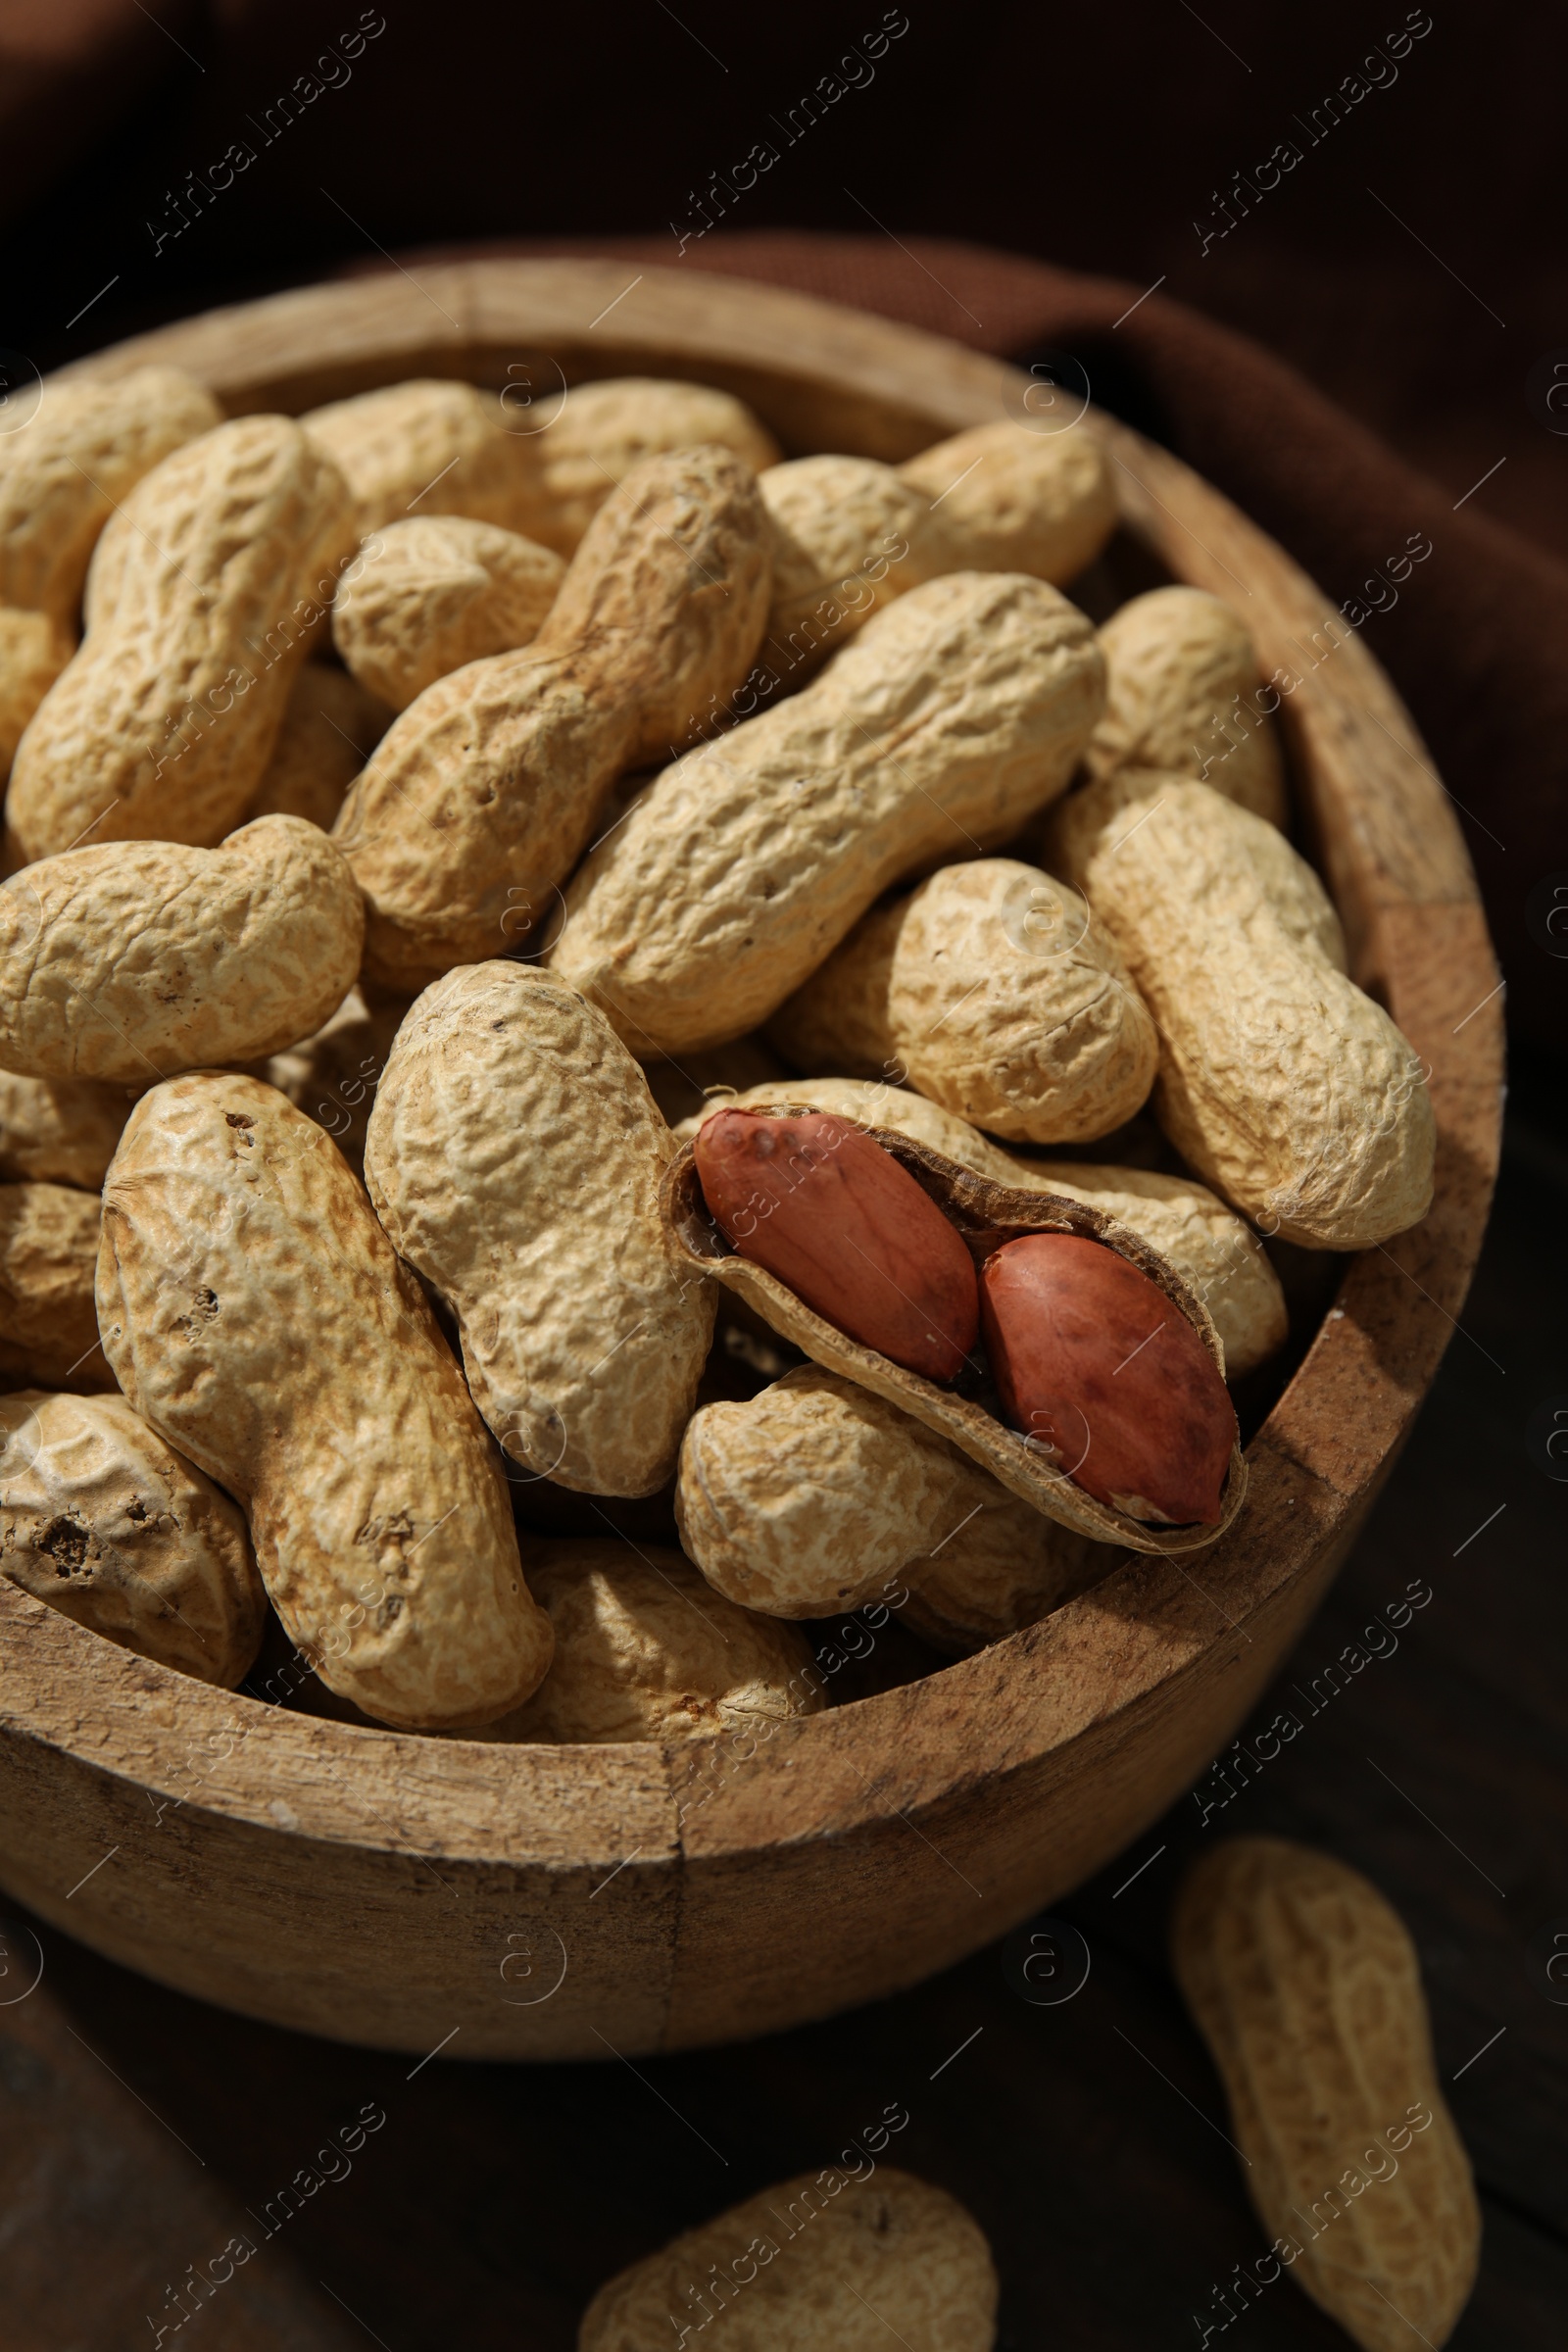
[333,445,772,991]
[899,418,1116,581]
[465,1540,824,1744]
[676,1080,1287,1380]
[0,1070,131,1191]
[0,816,366,1086]
[0,1388,265,1686]
[760,454,943,671]
[96,1072,552,1730]
[331,515,564,710]
[301,378,532,534]
[1089,585,1288,824]
[677,1365,1101,1642]
[771,858,1157,1145]
[511,375,781,553]
[552,572,1105,1056]
[579,2167,998,2352]
[663,1114,1246,1549]
[0,365,222,625]
[247,662,391,830]
[0,1181,111,1393]
[0,608,73,783]
[1047,770,1435,1247]
[6,415,358,860]
[363,962,714,1496]
[1172,1838,1479,2350]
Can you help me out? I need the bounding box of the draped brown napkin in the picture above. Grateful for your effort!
[353,229,1565,1064]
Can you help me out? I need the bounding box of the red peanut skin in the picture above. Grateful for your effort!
[980,1234,1235,1524]
[694,1110,979,1381]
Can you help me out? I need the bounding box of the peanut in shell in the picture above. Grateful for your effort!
[1088,584,1288,824]
[0,1181,112,1394]
[1172,1838,1480,2351]
[6,415,358,861]
[0,1388,265,1687]
[552,571,1105,1057]
[1047,768,1435,1248]
[96,1072,553,1730]
[332,444,773,992]
[769,858,1158,1146]
[330,514,564,710]
[363,962,713,1497]
[0,816,366,1087]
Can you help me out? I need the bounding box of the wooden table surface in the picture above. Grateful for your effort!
[1,1074,1561,2351]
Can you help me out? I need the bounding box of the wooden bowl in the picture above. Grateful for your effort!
[0,261,1501,2058]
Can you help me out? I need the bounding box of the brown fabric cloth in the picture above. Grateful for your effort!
[370,230,1564,1062]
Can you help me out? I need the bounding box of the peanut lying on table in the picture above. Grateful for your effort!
[0,1070,131,1191]
[769,858,1158,1145]
[0,1182,112,1393]
[97,1073,554,1730]
[7,416,357,861]
[760,420,1116,670]
[1087,584,1287,825]
[364,962,713,1495]
[0,818,365,1085]
[579,2167,997,2351]
[247,662,391,830]
[466,1540,824,1744]
[1172,1838,1480,2351]
[552,571,1105,1056]
[331,515,565,710]
[0,1389,265,1686]
[1047,769,1435,1247]
[677,1365,1101,1645]
[677,1079,1287,1379]
[302,373,778,543]
[333,445,772,991]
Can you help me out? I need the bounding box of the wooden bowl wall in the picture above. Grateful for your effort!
[0,262,1502,2057]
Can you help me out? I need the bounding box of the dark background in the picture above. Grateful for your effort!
[1,2,1565,2344]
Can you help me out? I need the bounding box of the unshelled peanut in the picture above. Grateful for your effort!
[470,1540,824,1743]
[0,817,364,1086]
[0,607,72,785]
[7,416,357,861]
[769,858,1158,1145]
[579,2167,997,2351]
[676,1365,1100,1639]
[0,1070,131,1191]
[1087,585,1287,825]
[97,1073,553,1730]
[506,374,781,554]
[0,365,220,626]
[302,373,778,544]
[1048,769,1435,1247]
[364,963,713,1495]
[1172,1838,1479,2351]
[0,1388,265,1686]
[330,515,564,709]
[676,1079,1287,1378]
[760,421,1115,671]
[0,1181,112,1392]
[553,572,1105,1055]
[333,445,772,990]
